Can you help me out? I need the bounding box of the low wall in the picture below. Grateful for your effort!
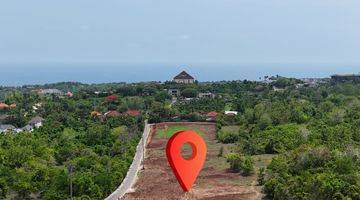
[105,121,152,200]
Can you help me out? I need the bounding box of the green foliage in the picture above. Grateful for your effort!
[226,153,254,176]
[258,113,272,130]
[241,156,254,176]
[0,90,143,199]
[156,126,203,138]
[217,130,239,143]
[242,124,305,154]
[154,91,171,103]
[226,153,242,172]
[257,167,266,185]
[175,98,226,114]
[272,77,300,88]
[2,78,360,199]
[181,88,198,98]
[264,146,360,200]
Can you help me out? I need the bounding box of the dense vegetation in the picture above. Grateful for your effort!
[0,91,143,199]
[213,81,360,199]
[1,77,360,199]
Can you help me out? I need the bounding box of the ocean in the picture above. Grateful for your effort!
[0,63,359,86]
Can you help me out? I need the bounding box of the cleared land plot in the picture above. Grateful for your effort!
[123,123,273,200]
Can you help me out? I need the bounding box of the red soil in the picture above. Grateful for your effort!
[122,122,262,200]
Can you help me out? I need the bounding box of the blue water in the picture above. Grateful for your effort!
[0,63,359,86]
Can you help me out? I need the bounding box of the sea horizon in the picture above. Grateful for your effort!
[1,63,359,87]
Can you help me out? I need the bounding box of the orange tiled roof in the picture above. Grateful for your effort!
[206,111,218,117]
[0,103,9,109]
[66,92,74,97]
[106,95,118,102]
[126,110,141,117]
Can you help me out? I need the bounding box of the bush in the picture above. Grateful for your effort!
[242,156,254,176]
[258,113,272,130]
[263,146,360,200]
[226,153,242,172]
[257,167,266,185]
[181,88,198,98]
[242,124,304,154]
[226,153,254,176]
[217,131,239,143]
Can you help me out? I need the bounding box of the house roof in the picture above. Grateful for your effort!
[106,95,118,102]
[38,89,63,95]
[22,125,34,131]
[104,110,121,117]
[174,71,194,80]
[206,111,218,117]
[331,73,360,77]
[125,110,141,117]
[0,114,9,121]
[66,92,74,97]
[29,116,44,124]
[0,124,16,131]
[225,111,238,116]
[0,103,9,109]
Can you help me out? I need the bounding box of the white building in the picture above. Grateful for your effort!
[28,116,44,128]
[225,111,238,116]
[198,92,216,98]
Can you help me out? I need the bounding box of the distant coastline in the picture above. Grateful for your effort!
[0,63,359,87]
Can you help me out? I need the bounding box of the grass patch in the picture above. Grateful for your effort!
[156,125,204,138]
[220,126,240,133]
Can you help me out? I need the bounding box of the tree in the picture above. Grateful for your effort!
[181,88,198,98]
[328,109,346,125]
[226,153,242,172]
[0,178,8,199]
[226,153,254,176]
[154,91,171,103]
[258,113,272,130]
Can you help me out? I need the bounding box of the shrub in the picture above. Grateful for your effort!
[258,113,272,130]
[257,167,266,185]
[217,131,239,143]
[226,153,242,172]
[241,156,254,176]
[264,146,360,200]
[226,153,254,176]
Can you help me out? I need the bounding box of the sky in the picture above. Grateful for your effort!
[0,0,360,85]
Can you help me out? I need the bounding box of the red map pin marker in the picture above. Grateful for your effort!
[166,130,207,192]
